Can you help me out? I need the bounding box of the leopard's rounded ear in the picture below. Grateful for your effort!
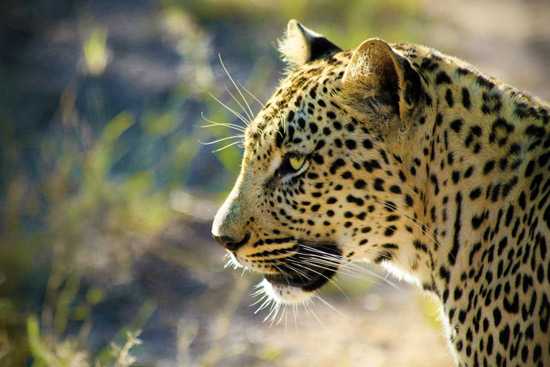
[278,20,341,66]
[342,38,424,121]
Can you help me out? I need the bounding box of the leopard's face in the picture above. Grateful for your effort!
[212,21,430,304]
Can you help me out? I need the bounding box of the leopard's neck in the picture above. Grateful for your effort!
[396,49,550,364]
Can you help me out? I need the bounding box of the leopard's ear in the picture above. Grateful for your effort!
[342,38,423,121]
[278,19,341,66]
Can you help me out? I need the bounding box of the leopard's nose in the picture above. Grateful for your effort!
[212,233,251,252]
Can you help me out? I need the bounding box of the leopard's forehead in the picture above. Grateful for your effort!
[244,51,353,161]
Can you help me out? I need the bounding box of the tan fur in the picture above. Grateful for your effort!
[213,22,550,366]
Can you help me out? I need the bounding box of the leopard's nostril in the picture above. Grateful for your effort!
[213,233,251,252]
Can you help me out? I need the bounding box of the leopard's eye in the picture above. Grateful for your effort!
[289,155,306,171]
[277,153,310,179]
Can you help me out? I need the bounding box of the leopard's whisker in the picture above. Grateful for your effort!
[276,303,288,326]
[293,246,399,288]
[200,112,246,132]
[273,263,303,282]
[237,80,265,108]
[208,92,250,127]
[250,293,267,307]
[265,298,282,324]
[199,135,244,145]
[200,122,245,133]
[212,140,243,153]
[289,258,356,279]
[315,294,345,318]
[300,252,368,275]
[291,258,378,288]
[275,262,311,281]
[284,259,349,299]
[218,54,255,122]
[292,303,298,328]
[283,304,289,329]
[258,298,275,315]
[294,248,392,286]
[304,298,325,328]
[251,287,266,298]
[224,85,253,124]
[339,262,399,289]
[256,294,274,315]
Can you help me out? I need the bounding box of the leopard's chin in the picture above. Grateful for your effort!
[258,278,315,304]
[259,243,341,304]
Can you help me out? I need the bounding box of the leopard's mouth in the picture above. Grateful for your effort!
[264,243,342,292]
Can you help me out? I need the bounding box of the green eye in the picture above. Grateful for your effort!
[289,155,306,171]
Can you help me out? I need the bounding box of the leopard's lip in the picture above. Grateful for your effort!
[264,243,341,292]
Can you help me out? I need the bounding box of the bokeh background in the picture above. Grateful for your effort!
[1,0,549,366]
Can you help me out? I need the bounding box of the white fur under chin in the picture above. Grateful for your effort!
[259,278,314,305]
[381,261,421,287]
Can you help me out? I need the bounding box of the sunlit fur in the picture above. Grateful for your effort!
[213,23,550,367]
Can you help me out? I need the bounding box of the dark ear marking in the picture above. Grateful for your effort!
[279,19,341,66]
[305,30,341,62]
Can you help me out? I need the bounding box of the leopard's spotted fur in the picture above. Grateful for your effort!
[212,20,550,366]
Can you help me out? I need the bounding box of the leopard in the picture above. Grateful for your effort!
[211,20,550,366]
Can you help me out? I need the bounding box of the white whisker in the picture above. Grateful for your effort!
[255,295,273,314]
[238,80,265,108]
[212,140,243,153]
[284,259,348,299]
[303,299,324,328]
[218,54,255,121]
[224,85,254,123]
[292,303,298,329]
[208,92,250,127]
[315,294,345,318]
[199,135,244,145]
[250,293,267,307]
[295,244,399,289]
[200,112,246,133]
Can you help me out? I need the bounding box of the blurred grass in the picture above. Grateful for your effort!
[173,0,425,44]
[0,0,440,365]
[83,27,109,76]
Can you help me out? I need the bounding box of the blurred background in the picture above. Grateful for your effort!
[1,0,549,366]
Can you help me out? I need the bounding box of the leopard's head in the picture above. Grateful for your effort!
[212,20,434,304]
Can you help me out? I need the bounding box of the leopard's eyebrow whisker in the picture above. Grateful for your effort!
[208,92,250,127]
[237,80,265,108]
[218,54,255,122]
[224,85,253,124]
